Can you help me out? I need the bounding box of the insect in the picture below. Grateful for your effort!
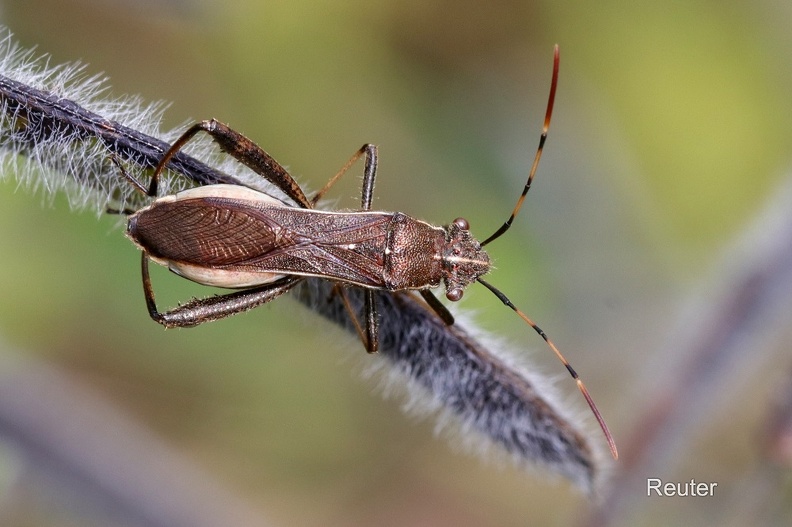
[119,46,617,459]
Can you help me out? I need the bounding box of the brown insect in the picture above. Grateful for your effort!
[120,46,617,459]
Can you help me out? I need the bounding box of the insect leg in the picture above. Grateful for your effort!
[140,253,302,328]
[107,155,155,213]
[335,286,378,352]
[312,144,382,351]
[110,155,150,196]
[419,290,455,326]
[356,145,381,350]
[309,144,378,207]
[359,144,378,211]
[154,119,312,207]
[363,289,379,352]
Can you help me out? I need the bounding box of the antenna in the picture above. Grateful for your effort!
[481,44,559,248]
[478,278,618,459]
[478,46,618,459]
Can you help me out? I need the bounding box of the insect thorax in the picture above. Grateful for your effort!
[382,212,447,291]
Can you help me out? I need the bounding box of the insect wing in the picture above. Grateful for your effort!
[130,197,282,266]
[130,196,394,288]
[242,203,394,287]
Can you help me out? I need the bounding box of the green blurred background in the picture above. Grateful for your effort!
[1,0,791,525]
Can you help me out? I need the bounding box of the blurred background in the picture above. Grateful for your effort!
[0,0,791,525]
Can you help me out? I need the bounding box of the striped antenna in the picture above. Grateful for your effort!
[478,46,618,459]
[477,278,618,460]
[482,44,559,247]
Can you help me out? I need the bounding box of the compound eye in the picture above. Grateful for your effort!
[452,217,469,231]
[446,288,463,302]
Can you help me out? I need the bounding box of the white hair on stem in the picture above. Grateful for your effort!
[294,281,609,494]
[0,27,280,213]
